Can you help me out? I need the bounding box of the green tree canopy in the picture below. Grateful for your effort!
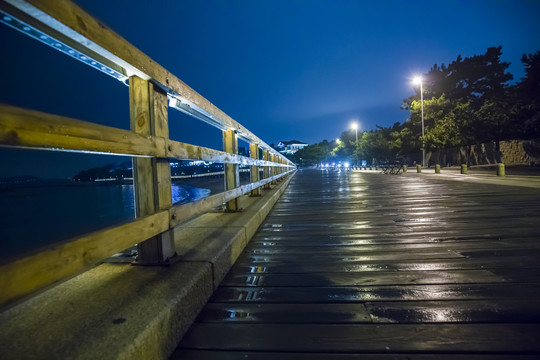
[289,46,539,167]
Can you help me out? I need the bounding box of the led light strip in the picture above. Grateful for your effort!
[0,2,292,163]
[0,9,128,84]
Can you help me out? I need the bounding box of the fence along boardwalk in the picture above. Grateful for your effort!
[0,0,293,308]
[175,169,540,359]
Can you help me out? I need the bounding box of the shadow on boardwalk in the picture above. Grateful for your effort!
[174,168,540,359]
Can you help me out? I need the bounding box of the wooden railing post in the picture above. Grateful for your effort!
[263,150,271,190]
[250,143,261,196]
[223,129,239,211]
[270,153,277,185]
[129,76,175,264]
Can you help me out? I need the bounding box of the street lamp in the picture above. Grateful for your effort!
[350,122,358,142]
[350,122,359,167]
[413,76,425,167]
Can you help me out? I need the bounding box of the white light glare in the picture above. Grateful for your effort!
[344,162,350,168]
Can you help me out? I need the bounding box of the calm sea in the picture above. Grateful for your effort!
[0,183,210,260]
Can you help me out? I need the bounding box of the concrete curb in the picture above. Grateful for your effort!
[0,173,295,360]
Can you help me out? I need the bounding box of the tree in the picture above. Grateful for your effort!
[417,95,463,151]
[512,51,540,139]
[402,46,514,153]
[446,46,512,108]
[353,123,402,164]
[290,140,333,166]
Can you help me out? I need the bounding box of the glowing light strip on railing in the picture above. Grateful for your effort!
[0,3,292,165]
[0,9,129,83]
[168,97,227,132]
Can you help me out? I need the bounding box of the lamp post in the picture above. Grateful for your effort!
[351,122,358,142]
[351,122,359,168]
[413,76,425,167]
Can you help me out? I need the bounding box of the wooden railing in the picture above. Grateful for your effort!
[0,0,295,308]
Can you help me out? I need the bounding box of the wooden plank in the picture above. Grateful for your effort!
[130,76,156,216]
[250,143,261,196]
[263,150,271,190]
[175,169,540,357]
[169,170,293,228]
[0,211,169,308]
[220,270,504,287]
[3,0,292,161]
[153,86,173,209]
[0,104,165,157]
[174,350,540,360]
[210,283,540,303]
[243,241,540,255]
[229,257,540,274]
[223,129,239,211]
[167,140,286,166]
[234,251,465,264]
[365,300,540,323]
[197,303,371,323]
[129,76,175,263]
[247,233,540,246]
[151,82,176,260]
[0,104,289,167]
[180,323,540,352]
[270,154,277,185]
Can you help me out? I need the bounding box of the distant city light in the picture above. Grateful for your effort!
[344,162,350,168]
[187,160,213,166]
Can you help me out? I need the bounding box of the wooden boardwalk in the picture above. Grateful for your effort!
[173,169,540,359]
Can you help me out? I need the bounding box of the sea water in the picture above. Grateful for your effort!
[0,183,210,259]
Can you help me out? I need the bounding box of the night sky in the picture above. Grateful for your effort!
[1,0,540,178]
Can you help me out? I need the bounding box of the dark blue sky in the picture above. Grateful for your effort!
[1,0,540,178]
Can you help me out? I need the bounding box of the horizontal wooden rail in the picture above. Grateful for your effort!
[171,169,251,180]
[167,138,291,168]
[0,0,297,308]
[0,104,166,157]
[0,211,170,308]
[0,105,293,167]
[0,0,291,164]
[170,169,295,227]
[0,169,294,307]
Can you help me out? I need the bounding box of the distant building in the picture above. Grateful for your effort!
[276,140,308,155]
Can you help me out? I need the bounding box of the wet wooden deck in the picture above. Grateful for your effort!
[173,169,540,359]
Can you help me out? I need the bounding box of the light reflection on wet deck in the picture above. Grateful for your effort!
[175,168,540,359]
